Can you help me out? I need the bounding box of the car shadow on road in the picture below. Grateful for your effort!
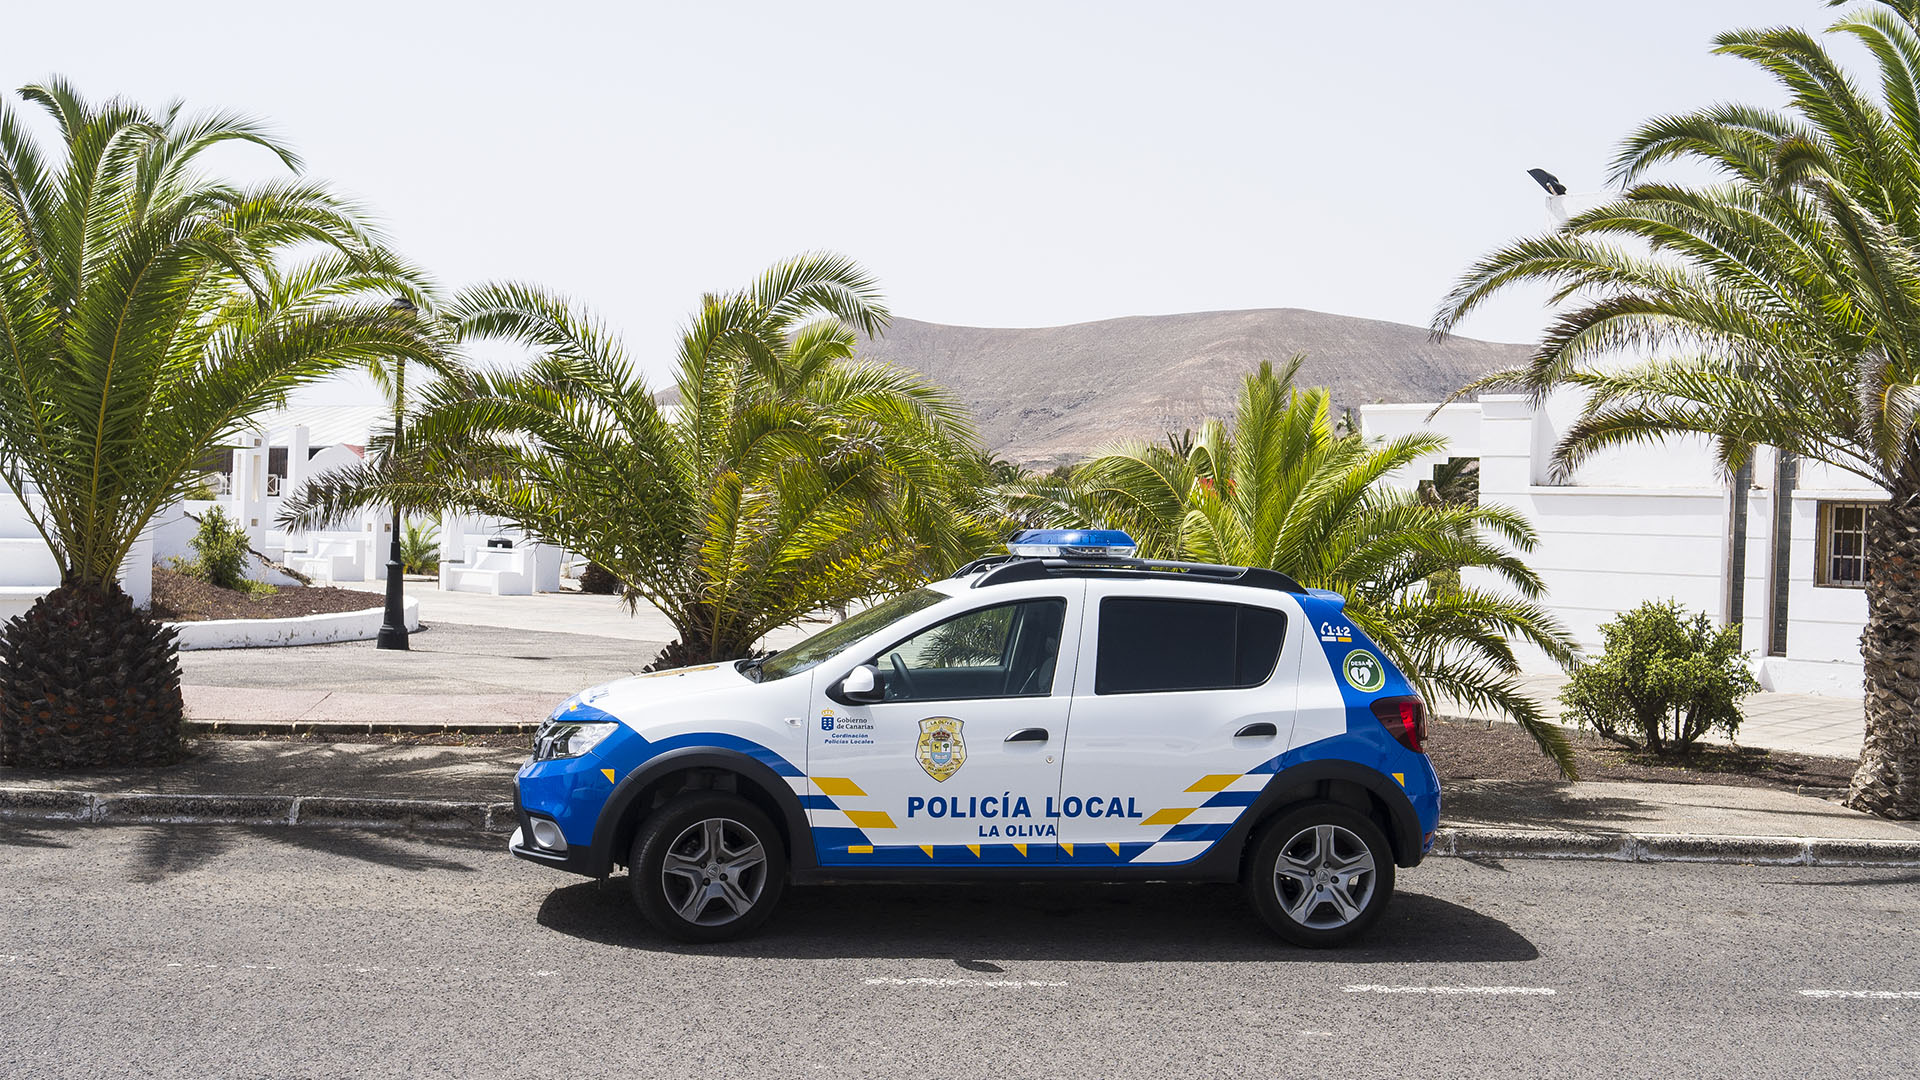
[534,879,1538,963]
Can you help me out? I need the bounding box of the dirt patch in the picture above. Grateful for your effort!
[1429,715,1857,798]
[151,567,383,622]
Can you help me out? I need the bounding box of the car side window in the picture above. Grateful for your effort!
[1094,597,1286,695]
[870,599,1068,702]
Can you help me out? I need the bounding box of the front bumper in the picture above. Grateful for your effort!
[507,806,605,879]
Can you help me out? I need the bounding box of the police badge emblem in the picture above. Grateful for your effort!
[916,717,966,782]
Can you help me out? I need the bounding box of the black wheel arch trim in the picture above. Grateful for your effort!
[1233,759,1425,869]
[581,747,816,878]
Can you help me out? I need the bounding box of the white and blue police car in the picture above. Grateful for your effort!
[510,529,1440,946]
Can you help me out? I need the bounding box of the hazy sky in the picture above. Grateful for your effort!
[4,0,1842,400]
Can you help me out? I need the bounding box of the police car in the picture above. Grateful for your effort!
[510,530,1440,947]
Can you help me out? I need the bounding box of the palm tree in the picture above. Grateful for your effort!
[283,254,991,667]
[1433,0,1920,817]
[1065,359,1581,776]
[0,80,433,766]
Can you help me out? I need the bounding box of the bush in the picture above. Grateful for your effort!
[181,507,253,591]
[578,561,619,595]
[1559,600,1760,754]
[400,521,440,575]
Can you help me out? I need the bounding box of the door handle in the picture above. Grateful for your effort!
[1235,722,1277,738]
[1005,728,1049,743]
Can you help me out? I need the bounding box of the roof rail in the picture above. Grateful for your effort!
[953,555,1304,594]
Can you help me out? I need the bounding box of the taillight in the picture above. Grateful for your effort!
[1369,696,1427,753]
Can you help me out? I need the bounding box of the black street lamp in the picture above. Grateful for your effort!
[376,296,416,651]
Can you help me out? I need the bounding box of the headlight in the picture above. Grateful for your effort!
[531,720,619,761]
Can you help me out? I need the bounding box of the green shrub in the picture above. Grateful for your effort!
[1559,600,1760,754]
[578,561,619,595]
[400,520,440,575]
[182,507,253,591]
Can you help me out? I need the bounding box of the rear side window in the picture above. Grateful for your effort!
[1095,598,1286,695]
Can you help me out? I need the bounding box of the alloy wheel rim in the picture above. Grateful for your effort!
[1271,822,1377,929]
[660,817,768,926]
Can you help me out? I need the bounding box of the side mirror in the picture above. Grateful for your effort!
[835,664,883,703]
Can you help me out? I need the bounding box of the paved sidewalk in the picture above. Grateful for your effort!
[1445,672,1867,759]
[330,580,823,649]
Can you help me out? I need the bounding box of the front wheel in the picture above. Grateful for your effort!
[1245,802,1394,947]
[630,793,787,943]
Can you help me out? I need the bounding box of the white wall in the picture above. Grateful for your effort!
[0,488,152,617]
[1369,393,1883,697]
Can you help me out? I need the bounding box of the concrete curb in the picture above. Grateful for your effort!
[168,596,421,651]
[0,786,513,834]
[1435,827,1920,868]
[184,719,541,737]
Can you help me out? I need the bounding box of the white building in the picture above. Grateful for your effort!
[179,407,565,595]
[0,403,566,618]
[1363,393,1880,698]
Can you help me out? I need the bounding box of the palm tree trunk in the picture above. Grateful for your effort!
[1847,481,1920,818]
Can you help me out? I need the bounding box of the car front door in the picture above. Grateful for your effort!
[1055,581,1303,867]
[807,587,1082,868]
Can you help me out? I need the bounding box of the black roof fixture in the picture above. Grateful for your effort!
[1527,168,1568,196]
[950,554,1306,594]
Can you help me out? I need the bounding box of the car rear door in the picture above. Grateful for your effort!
[1054,580,1304,866]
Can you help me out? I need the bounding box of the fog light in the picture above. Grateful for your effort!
[529,818,567,852]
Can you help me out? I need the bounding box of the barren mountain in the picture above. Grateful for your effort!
[856,310,1531,466]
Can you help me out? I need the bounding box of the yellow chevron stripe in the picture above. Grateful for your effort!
[844,810,897,829]
[812,776,866,797]
[1108,842,1122,855]
[966,844,981,857]
[1013,843,1027,856]
[600,768,616,783]
[1141,807,1196,826]
[920,845,934,857]
[848,845,873,854]
[1061,842,1074,857]
[1185,774,1241,793]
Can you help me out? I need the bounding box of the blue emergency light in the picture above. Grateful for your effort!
[1007,528,1138,558]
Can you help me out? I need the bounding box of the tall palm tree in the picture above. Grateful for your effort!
[0,80,433,766]
[1433,0,1920,817]
[283,254,991,667]
[1053,359,1580,776]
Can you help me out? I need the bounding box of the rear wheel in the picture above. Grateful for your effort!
[629,793,786,942]
[1245,802,1394,947]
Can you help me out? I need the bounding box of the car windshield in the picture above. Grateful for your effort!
[752,588,949,682]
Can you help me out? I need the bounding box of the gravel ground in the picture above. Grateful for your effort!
[1428,715,1856,796]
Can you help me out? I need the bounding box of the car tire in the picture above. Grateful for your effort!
[629,793,787,943]
[1245,802,1395,948]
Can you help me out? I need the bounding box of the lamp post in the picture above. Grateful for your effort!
[376,296,415,650]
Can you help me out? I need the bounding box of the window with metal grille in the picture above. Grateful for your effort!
[1816,502,1872,588]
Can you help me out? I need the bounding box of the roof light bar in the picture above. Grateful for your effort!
[1007,528,1138,559]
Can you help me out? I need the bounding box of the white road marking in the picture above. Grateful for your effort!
[863,977,1068,988]
[1801,989,1920,999]
[1344,984,1556,996]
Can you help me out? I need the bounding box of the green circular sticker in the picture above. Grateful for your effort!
[1342,649,1386,692]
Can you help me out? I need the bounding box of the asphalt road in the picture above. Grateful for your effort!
[2,823,1916,1080]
